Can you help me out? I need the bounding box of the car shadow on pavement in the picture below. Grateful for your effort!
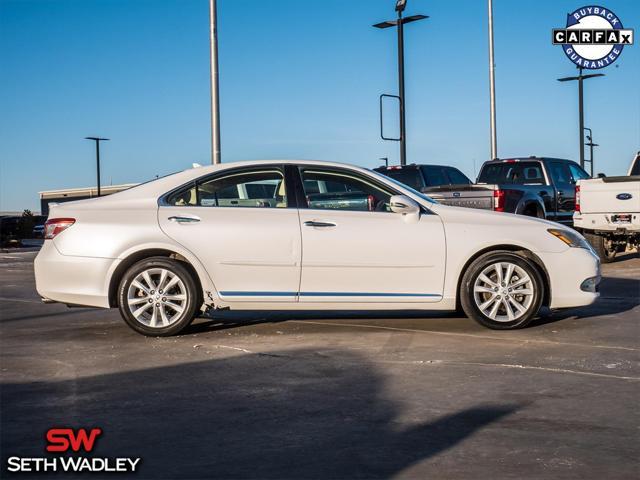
[184,309,462,335]
[1,349,519,479]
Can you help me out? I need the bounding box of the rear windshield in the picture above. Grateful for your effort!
[478,161,545,185]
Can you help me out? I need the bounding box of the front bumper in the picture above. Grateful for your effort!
[34,241,117,308]
[539,247,600,309]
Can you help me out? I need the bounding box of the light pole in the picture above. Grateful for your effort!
[584,127,598,177]
[373,0,428,166]
[557,68,604,169]
[209,0,221,164]
[487,0,497,160]
[84,137,109,197]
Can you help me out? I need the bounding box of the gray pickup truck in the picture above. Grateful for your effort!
[376,157,590,226]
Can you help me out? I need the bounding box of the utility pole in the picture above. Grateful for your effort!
[557,68,604,169]
[84,137,109,197]
[487,0,497,160]
[584,127,598,177]
[209,0,222,164]
[373,0,427,166]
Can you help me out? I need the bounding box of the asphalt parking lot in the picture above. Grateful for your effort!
[1,250,639,479]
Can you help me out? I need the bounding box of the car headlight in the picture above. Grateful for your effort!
[547,228,591,250]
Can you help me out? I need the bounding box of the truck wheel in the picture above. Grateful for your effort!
[585,233,616,263]
[118,257,200,336]
[460,251,544,330]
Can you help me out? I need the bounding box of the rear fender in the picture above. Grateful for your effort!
[107,242,220,305]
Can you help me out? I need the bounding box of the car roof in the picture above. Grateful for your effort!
[72,160,390,205]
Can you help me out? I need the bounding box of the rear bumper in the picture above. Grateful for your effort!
[574,213,640,233]
[539,247,600,309]
[34,241,116,308]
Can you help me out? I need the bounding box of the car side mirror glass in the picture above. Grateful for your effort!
[389,195,420,215]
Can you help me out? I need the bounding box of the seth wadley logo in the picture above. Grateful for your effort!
[6,428,141,473]
[553,5,634,69]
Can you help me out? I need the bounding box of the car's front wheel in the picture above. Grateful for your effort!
[118,257,199,336]
[460,251,544,329]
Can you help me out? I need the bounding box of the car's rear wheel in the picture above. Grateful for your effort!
[460,251,544,329]
[118,257,199,336]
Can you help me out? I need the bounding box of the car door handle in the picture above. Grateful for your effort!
[303,221,336,228]
[168,215,201,223]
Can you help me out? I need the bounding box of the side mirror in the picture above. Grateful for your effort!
[597,172,606,178]
[390,195,420,215]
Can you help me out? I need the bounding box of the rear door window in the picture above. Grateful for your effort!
[444,167,472,185]
[421,166,447,186]
[167,169,287,208]
[377,168,424,190]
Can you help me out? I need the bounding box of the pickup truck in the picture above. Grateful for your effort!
[377,157,590,226]
[573,152,640,262]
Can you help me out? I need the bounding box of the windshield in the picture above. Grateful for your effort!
[371,171,437,204]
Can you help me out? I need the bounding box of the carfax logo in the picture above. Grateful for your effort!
[6,427,141,474]
[553,5,634,69]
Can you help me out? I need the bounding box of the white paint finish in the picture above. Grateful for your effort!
[298,209,445,302]
[158,206,302,302]
[577,178,640,215]
[34,159,600,316]
[34,241,115,308]
[574,175,640,234]
[538,247,600,308]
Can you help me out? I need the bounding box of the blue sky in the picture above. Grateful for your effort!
[1,0,638,212]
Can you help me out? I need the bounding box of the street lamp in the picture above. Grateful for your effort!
[84,137,110,197]
[557,68,604,170]
[584,127,599,177]
[373,0,428,166]
[487,0,497,160]
[208,0,221,165]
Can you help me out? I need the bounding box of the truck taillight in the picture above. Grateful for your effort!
[44,218,75,239]
[575,185,581,213]
[493,189,506,212]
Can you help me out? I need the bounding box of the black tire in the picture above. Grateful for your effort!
[460,251,544,330]
[584,233,616,263]
[118,256,200,336]
[522,205,543,219]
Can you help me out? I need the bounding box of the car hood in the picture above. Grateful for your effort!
[429,203,560,229]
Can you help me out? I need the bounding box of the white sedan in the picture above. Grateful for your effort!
[35,160,600,336]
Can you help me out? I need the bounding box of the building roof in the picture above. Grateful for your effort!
[39,183,139,199]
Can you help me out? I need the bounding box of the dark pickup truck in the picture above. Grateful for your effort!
[376,157,590,226]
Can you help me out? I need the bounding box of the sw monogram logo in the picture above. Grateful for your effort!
[46,427,102,452]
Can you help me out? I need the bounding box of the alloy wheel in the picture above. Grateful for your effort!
[126,268,188,328]
[473,262,535,322]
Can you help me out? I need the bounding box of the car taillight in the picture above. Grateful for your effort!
[493,189,506,212]
[575,185,581,213]
[44,218,75,239]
